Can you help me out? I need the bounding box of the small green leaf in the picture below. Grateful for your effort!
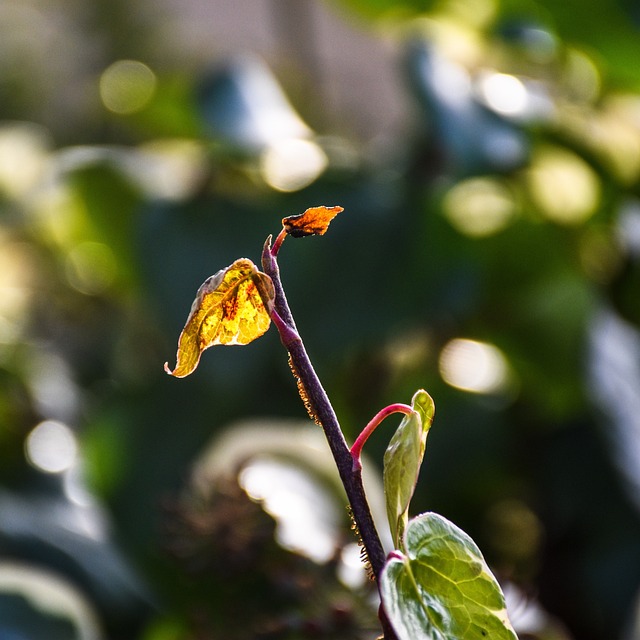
[410,388,435,433]
[383,389,434,548]
[380,512,517,640]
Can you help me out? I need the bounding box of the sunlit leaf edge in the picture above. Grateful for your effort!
[164,258,275,378]
[282,205,344,238]
[380,512,517,640]
[383,389,435,548]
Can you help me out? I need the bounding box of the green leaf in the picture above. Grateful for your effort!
[380,512,517,640]
[383,389,434,548]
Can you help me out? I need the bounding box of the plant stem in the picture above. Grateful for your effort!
[262,237,398,640]
[350,404,413,472]
[270,228,288,258]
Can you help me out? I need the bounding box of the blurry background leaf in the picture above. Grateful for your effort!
[165,418,387,638]
[405,38,530,177]
[0,562,104,640]
[197,54,314,155]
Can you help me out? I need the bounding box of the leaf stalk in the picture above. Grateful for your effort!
[350,404,414,472]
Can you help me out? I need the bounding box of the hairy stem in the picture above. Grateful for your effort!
[262,237,397,640]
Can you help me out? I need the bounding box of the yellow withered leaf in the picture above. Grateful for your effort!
[164,258,275,378]
[282,205,344,238]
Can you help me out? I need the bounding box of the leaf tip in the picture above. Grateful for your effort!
[411,388,435,426]
[164,361,181,377]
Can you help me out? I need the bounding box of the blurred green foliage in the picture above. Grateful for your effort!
[1,1,640,639]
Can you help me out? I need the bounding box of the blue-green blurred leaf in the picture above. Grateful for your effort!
[405,40,529,176]
[197,54,312,155]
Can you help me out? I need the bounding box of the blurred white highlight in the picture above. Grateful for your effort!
[240,457,340,563]
[26,420,77,474]
[439,338,509,394]
[480,73,528,116]
[260,138,328,192]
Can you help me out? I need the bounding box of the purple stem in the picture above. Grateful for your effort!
[262,236,397,640]
[350,404,413,472]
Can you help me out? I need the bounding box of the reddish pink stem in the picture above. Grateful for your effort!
[270,227,288,257]
[350,403,413,471]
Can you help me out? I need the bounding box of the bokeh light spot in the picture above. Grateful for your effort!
[136,139,207,200]
[65,241,117,295]
[0,237,36,344]
[337,542,367,589]
[99,60,157,115]
[439,338,510,394]
[594,98,640,184]
[564,48,601,103]
[480,73,528,116]
[485,499,543,563]
[527,146,600,225]
[260,138,328,192]
[0,123,50,199]
[26,420,77,474]
[443,177,516,237]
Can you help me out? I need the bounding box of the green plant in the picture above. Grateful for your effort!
[165,206,517,640]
